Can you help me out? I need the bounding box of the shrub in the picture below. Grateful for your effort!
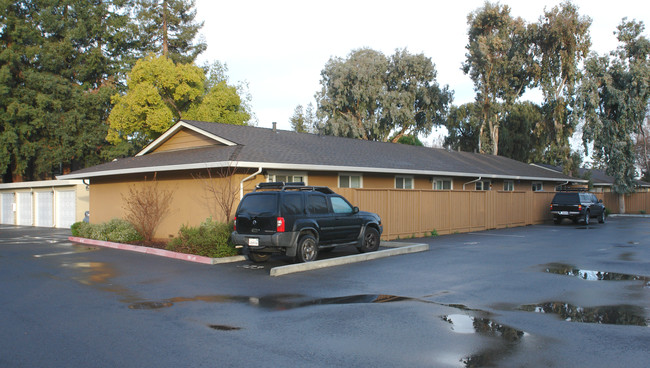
[430,229,439,237]
[71,219,143,243]
[167,218,237,258]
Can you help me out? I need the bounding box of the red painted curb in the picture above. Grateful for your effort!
[68,236,215,265]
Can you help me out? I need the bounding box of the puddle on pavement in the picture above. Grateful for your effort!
[128,293,415,311]
[61,261,141,303]
[518,302,648,326]
[618,252,636,261]
[441,314,526,367]
[208,324,241,331]
[541,263,649,286]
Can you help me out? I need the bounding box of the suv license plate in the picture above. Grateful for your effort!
[248,238,259,246]
[559,211,568,215]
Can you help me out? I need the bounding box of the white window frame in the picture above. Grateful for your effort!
[433,177,453,190]
[532,182,543,192]
[475,180,491,191]
[267,171,308,185]
[395,175,414,190]
[338,173,363,188]
[503,180,514,191]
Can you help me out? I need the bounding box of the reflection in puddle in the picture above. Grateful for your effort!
[542,263,649,286]
[519,302,649,326]
[62,262,117,286]
[442,314,526,367]
[128,294,414,311]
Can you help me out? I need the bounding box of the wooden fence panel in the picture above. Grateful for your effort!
[331,188,649,240]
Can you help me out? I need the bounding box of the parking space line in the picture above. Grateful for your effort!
[467,233,525,238]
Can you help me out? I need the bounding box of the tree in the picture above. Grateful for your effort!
[107,53,204,148]
[532,1,591,170]
[463,2,535,155]
[635,114,650,181]
[289,103,317,133]
[444,103,481,152]
[107,54,250,150]
[579,20,650,206]
[315,48,451,142]
[316,48,388,140]
[498,101,546,163]
[122,173,175,242]
[132,0,206,63]
[0,0,132,182]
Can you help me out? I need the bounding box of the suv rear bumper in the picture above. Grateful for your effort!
[551,210,582,216]
[231,231,300,255]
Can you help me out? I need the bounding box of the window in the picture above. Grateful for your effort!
[475,180,491,191]
[330,196,354,214]
[433,178,452,190]
[395,176,413,189]
[268,171,306,184]
[532,182,543,192]
[339,174,362,188]
[281,193,304,215]
[503,180,514,191]
[308,194,329,214]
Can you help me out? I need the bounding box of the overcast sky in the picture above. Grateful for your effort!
[194,0,650,137]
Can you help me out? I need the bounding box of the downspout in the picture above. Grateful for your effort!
[463,177,482,191]
[240,167,263,200]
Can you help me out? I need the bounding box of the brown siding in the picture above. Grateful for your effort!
[154,128,220,153]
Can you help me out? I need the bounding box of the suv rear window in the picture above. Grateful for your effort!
[552,193,579,204]
[238,193,277,215]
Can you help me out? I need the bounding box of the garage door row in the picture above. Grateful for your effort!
[0,180,89,229]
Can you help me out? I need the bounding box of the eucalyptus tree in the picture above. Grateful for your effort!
[579,19,650,209]
[532,1,591,170]
[316,48,451,143]
[462,2,535,155]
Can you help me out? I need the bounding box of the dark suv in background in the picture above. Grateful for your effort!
[231,182,383,263]
[550,190,606,225]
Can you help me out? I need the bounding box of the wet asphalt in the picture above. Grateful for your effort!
[0,217,648,367]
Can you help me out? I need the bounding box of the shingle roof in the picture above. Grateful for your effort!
[59,120,583,182]
[535,164,650,188]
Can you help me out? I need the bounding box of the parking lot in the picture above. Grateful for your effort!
[1,217,648,367]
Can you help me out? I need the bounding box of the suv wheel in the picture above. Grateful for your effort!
[249,252,271,263]
[358,227,380,253]
[583,211,590,225]
[295,234,318,263]
[598,211,606,224]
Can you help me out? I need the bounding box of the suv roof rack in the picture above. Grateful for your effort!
[556,187,588,192]
[254,182,335,194]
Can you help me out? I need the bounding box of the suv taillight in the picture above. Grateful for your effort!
[578,205,582,211]
[277,217,285,232]
[233,217,237,231]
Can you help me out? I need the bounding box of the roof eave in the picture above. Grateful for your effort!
[57,161,587,183]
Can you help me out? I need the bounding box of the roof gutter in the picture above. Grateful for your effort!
[463,177,482,191]
[240,167,262,200]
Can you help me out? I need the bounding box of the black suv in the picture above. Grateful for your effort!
[550,190,606,225]
[231,182,383,263]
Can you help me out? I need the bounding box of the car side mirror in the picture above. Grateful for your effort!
[353,206,359,214]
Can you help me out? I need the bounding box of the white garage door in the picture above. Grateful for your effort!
[17,192,33,226]
[56,190,76,228]
[35,191,54,227]
[1,193,14,225]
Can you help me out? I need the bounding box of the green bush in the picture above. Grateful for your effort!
[71,219,143,243]
[167,218,237,258]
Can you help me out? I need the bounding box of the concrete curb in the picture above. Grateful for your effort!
[269,243,429,277]
[68,237,246,265]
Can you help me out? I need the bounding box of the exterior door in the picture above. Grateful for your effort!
[17,192,33,226]
[35,191,54,227]
[56,190,76,228]
[1,193,14,225]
